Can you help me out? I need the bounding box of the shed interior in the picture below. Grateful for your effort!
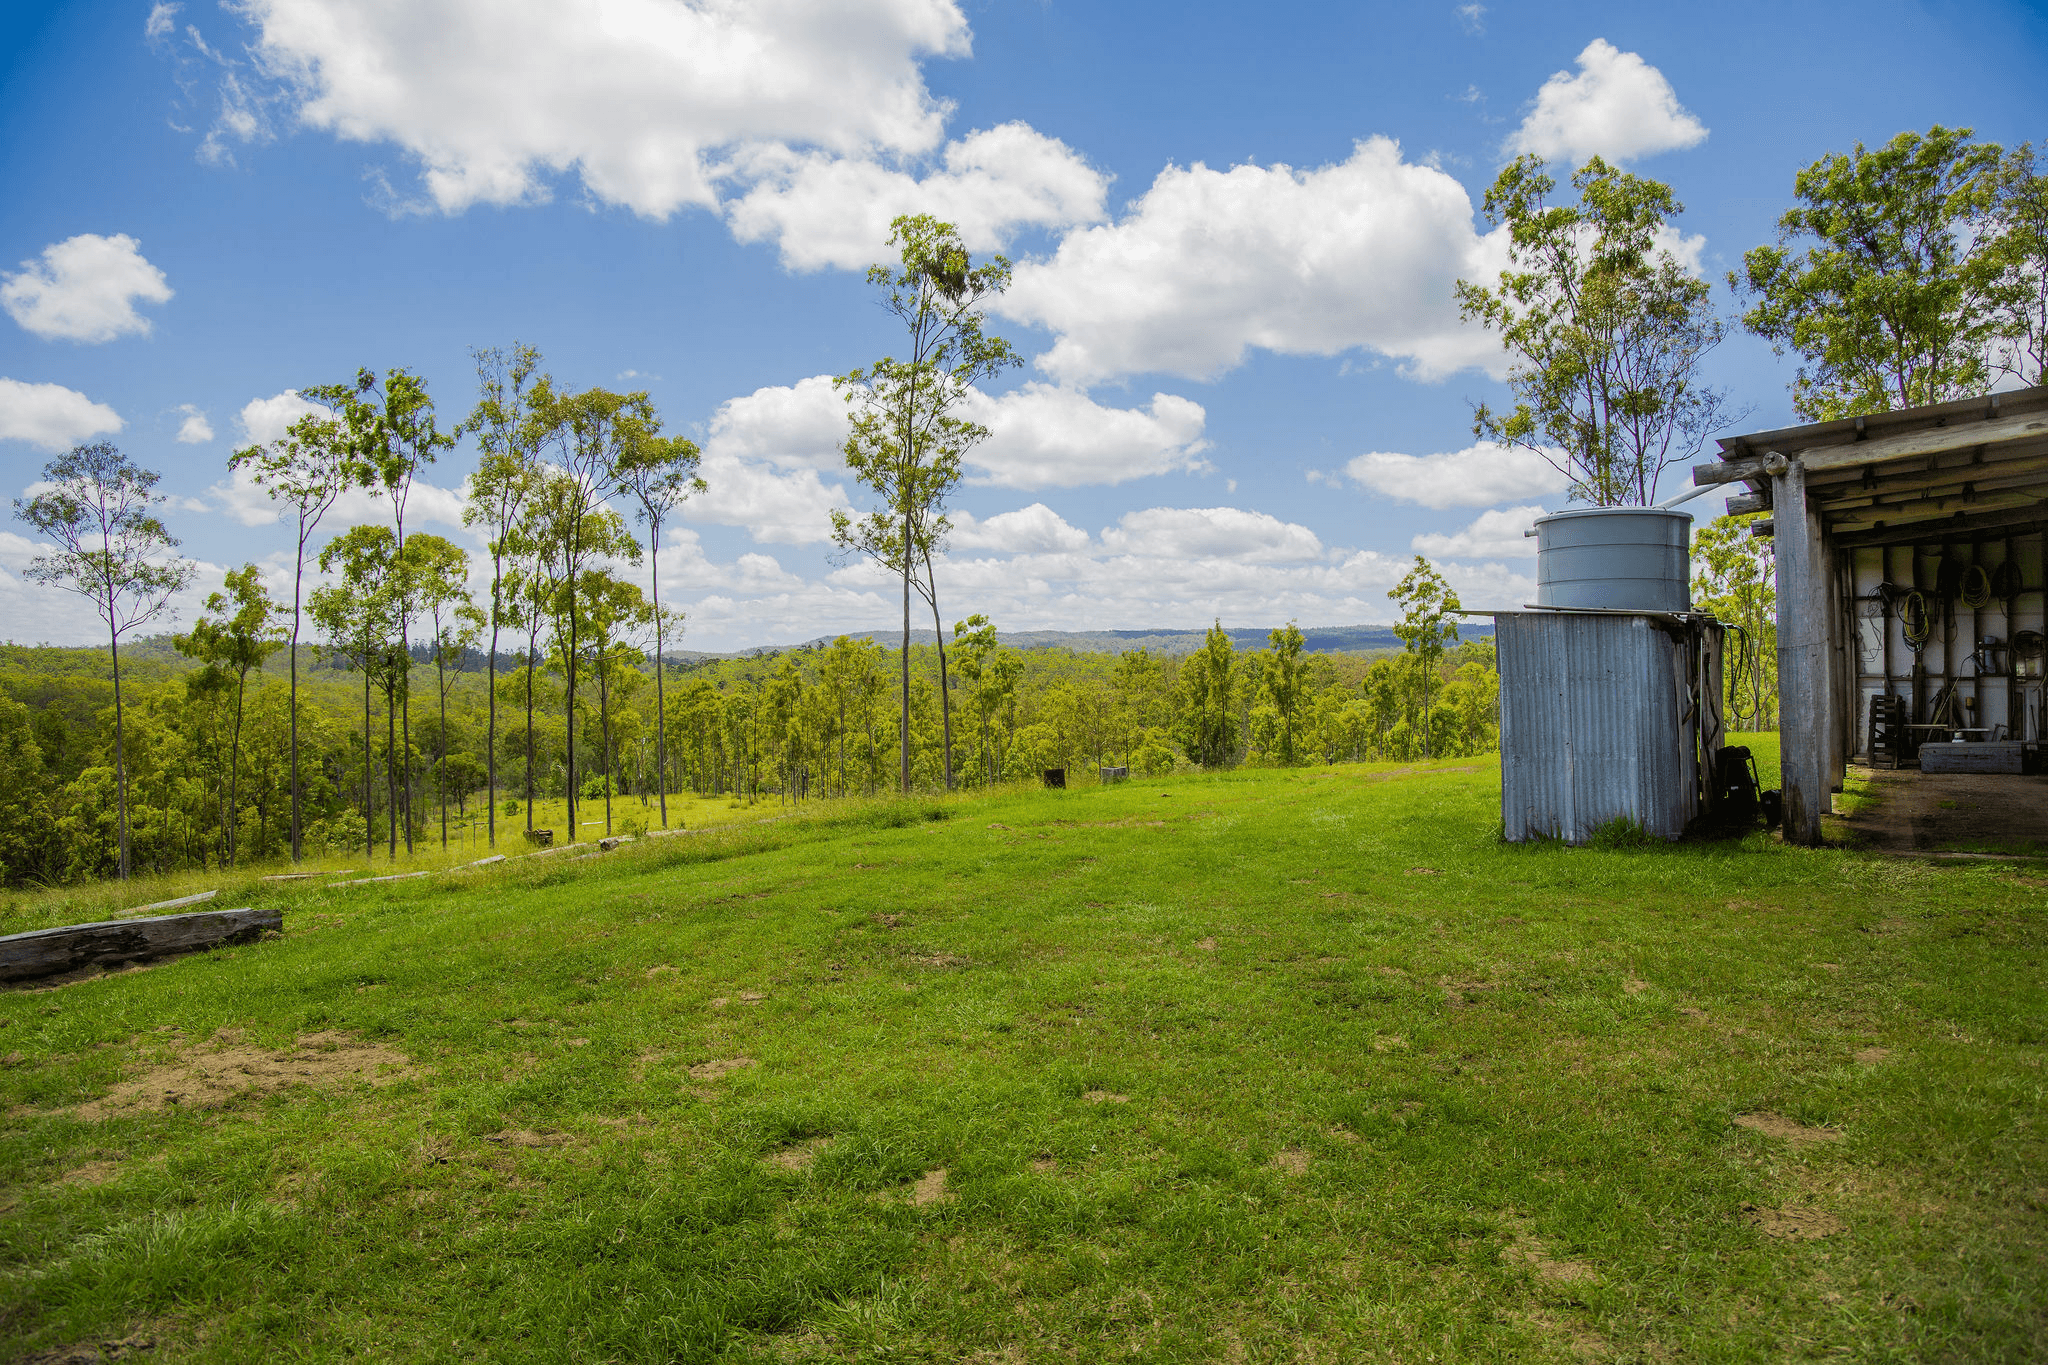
[1702,386,2048,843]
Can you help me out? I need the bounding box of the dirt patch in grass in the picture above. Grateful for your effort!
[68,1030,412,1120]
[912,1168,951,1206]
[1855,1046,1891,1065]
[1195,937,1217,952]
[1271,1147,1309,1176]
[1744,1203,1843,1239]
[687,1056,754,1081]
[21,1325,168,1363]
[1734,1112,1842,1145]
[485,1129,566,1149]
[1082,1089,1129,1104]
[766,1136,831,1172]
[1502,1220,1597,1284]
[58,1159,122,1186]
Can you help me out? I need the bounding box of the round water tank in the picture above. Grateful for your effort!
[1534,507,1692,612]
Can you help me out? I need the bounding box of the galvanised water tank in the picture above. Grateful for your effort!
[1534,507,1693,612]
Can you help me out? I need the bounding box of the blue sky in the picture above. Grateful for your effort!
[3,0,2044,650]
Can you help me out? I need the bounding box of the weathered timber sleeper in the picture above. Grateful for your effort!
[0,907,282,984]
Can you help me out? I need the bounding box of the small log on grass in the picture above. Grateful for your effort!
[0,907,282,984]
[118,889,218,918]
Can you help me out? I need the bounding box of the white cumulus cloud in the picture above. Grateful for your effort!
[1100,507,1324,563]
[1,234,174,343]
[0,379,125,451]
[1343,442,1569,509]
[686,377,853,544]
[1411,504,1547,559]
[175,405,214,444]
[237,388,323,445]
[227,0,971,218]
[998,138,1507,386]
[961,384,1211,489]
[951,504,1090,554]
[145,2,180,39]
[1506,40,1707,167]
[726,122,1110,271]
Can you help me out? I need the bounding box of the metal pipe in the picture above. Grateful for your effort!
[1653,481,1721,510]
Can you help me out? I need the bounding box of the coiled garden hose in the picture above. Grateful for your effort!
[1900,589,1931,651]
[1960,565,1992,609]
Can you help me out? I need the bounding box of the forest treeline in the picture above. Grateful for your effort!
[0,626,1501,886]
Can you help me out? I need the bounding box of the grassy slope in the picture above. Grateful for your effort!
[2,752,2042,1363]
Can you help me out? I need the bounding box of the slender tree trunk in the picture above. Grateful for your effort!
[290,534,304,863]
[227,671,247,866]
[900,513,912,792]
[487,557,500,849]
[923,553,954,790]
[109,618,130,880]
[524,628,536,832]
[363,659,373,858]
[438,648,449,850]
[600,656,613,836]
[566,613,579,843]
[651,526,669,830]
[400,660,414,855]
[386,677,398,862]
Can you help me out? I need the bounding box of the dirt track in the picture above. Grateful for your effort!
[1836,765,2048,852]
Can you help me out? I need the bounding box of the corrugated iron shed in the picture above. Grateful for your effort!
[1497,611,1723,843]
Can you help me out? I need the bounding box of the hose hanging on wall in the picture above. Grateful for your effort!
[1959,564,1993,609]
[1990,558,2022,599]
[1900,589,1932,651]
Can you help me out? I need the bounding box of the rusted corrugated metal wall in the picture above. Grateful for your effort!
[1498,612,1715,843]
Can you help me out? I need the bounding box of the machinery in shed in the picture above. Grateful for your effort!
[1494,508,1736,843]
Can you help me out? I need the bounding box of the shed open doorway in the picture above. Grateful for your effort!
[1701,386,2048,845]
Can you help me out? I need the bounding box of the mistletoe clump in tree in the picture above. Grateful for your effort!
[1457,156,1739,506]
[834,214,1019,792]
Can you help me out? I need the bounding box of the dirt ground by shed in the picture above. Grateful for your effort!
[1837,766,2048,852]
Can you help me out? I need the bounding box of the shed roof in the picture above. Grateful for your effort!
[1697,385,2048,547]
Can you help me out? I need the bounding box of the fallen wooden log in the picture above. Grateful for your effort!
[119,889,218,918]
[1,907,282,984]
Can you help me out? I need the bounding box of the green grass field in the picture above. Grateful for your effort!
[3,746,2043,1362]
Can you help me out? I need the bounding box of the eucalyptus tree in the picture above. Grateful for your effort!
[834,213,1019,791]
[311,525,399,858]
[1989,142,2048,387]
[618,430,704,829]
[13,443,196,879]
[1175,623,1238,769]
[1389,557,1461,760]
[173,563,284,866]
[1457,156,1737,505]
[574,567,652,836]
[228,395,356,862]
[464,342,544,848]
[356,367,458,852]
[403,533,483,849]
[527,384,653,840]
[1262,622,1310,767]
[1735,126,2006,420]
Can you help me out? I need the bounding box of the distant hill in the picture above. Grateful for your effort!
[667,622,1491,662]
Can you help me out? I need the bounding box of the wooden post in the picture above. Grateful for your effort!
[1772,456,1832,846]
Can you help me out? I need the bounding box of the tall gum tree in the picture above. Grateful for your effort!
[229,396,353,862]
[526,384,653,841]
[173,563,283,867]
[13,443,196,880]
[1389,556,1461,760]
[1735,126,2005,421]
[617,430,704,829]
[311,524,398,858]
[1458,156,1738,505]
[834,214,1019,792]
[464,343,544,849]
